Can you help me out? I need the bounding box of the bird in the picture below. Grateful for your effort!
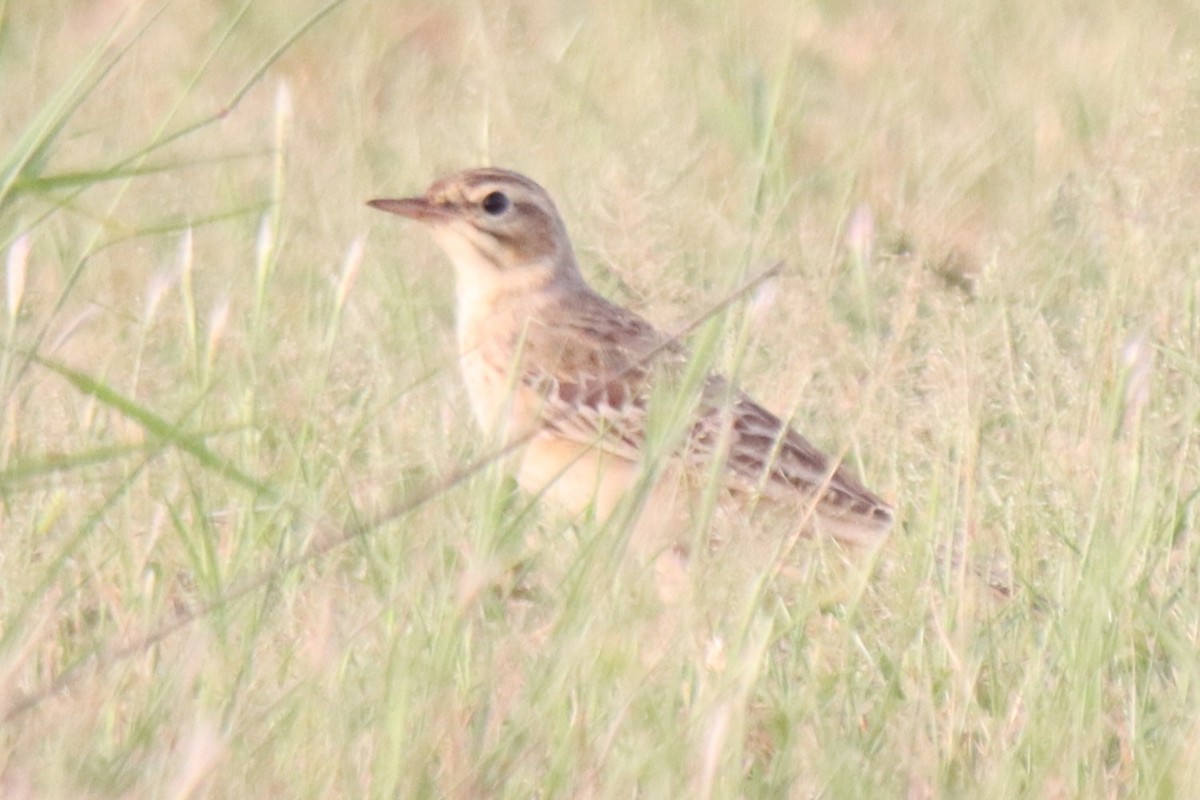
[367,167,894,549]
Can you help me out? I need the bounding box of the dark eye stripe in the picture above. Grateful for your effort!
[484,200,556,260]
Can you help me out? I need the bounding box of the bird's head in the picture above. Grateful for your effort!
[369,167,581,292]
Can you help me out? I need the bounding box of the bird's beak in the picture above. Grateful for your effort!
[366,196,456,223]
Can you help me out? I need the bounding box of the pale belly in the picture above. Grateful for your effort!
[516,432,693,557]
[459,348,510,436]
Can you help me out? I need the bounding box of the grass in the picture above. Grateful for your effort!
[2,0,1199,796]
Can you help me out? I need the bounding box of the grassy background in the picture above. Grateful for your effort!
[2,0,1199,796]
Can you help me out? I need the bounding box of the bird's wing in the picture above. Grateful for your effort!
[520,290,669,463]
[686,379,894,532]
[520,289,893,537]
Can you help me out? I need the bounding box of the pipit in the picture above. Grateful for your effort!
[368,168,894,547]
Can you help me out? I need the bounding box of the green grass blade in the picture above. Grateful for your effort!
[0,3,172,210]
[31,354,274,498]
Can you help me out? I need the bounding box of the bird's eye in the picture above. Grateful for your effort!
[481,191,510,216]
